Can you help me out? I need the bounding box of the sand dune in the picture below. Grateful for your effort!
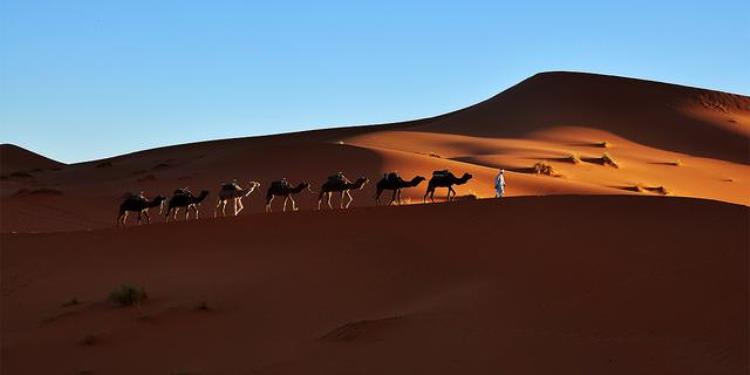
[2,196,747,374]
[1,72,748,233]
[0,144,64,175]
[2,72,749,373]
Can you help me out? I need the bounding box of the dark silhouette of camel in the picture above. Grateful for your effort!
[375,174,426,205]
[318,176,369,210]
[165,190,209,221]
[215,181,260,217]
[424,171,472,203]
[265,181,312,212]
[117,194,166,226]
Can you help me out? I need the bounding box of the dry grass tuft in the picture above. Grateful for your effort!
[108,284,147,307]
[600,153,619,168]
[532,161,557,176]
[645,186,670,195]
[564,154,581,164]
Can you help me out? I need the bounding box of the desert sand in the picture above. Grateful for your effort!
[1,72,748,373]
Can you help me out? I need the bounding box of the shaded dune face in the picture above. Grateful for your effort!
[1,196,747,374]
[1,72,749,233]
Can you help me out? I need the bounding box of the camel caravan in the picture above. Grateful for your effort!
[117,170,472,226]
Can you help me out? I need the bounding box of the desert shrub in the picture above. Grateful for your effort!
[645,186,670,195]
[600,153,619,168]
[627,185,645,193]
[108,284,147,307]
[532,161,557,176]
[428,152,441,158]
[564,154,581,164]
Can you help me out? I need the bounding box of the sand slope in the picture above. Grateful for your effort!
[2,196,747,374]
[1,72,748,233]
[0,144,64,175]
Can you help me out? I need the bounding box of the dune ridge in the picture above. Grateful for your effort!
[1,71,748,234]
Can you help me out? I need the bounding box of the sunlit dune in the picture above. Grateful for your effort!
[1,72,748,373]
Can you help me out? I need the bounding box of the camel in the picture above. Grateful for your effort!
[117,194,166,226]
[265,180,313,212]
[165,190,209,221]
[215,181,260,217]
[317,176,369,210]
[375,174,426,205]
[423,170,473,203]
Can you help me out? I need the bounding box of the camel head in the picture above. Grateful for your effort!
[458,173,473,184]
[244,181,261,197]
[412,176,427,185]
[355,177,369,190]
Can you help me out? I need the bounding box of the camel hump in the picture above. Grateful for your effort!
[174,188,191,196]
[221,183,241,191]
[271,180,287,189]
[432,169,451,178]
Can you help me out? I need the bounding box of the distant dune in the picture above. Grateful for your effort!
[0,144,64,175]
[1,71,747,233]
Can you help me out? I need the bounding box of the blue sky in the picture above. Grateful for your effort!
[1,0,748,163]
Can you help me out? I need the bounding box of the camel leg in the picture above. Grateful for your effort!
[173,207,180,221]
[215,200,221,218]
[430,189,436,203]
[345,190,354,208]
[375,188,382,206]
[235,198,244,215]
[143,210,151,224]
[340,191,345,209]
[136,211,142,225]
[283,196,289,212]
[389,189,397,206]
[448,186,455,202]
[185,206,190,221]
[327,192,333,209]
[289,196,298,211]
[221,200,228,217]
[266,195,274,213]
[317,191,325,210]
[194,205,200,220]
[120,211,129,226]
[423,188,431,203]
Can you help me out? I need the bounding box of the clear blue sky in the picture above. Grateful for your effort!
[1,0,748,163]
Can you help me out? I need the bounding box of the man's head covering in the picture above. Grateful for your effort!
[500,169,505,174]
